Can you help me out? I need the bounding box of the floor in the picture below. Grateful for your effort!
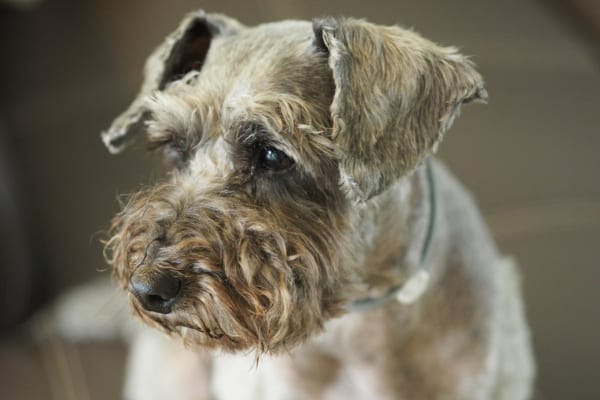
[0,0,598,398]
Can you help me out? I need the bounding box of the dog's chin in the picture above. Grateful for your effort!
[175,325,249,352]
[129,294,326,355]
[131,309,245,352]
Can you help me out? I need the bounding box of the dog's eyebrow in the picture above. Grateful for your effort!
[231,121,274,145]
[145,95,209,146]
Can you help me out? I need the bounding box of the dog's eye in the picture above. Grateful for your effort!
[148,136,191,168]
[163,145,188,167]
[258,146,294,171]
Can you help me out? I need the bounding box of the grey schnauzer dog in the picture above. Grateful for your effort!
[99,10,534,400]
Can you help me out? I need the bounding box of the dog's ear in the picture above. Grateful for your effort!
[313,18,487,201]
[102,11,244,154]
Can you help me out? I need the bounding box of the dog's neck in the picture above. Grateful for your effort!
[347,160,435,310]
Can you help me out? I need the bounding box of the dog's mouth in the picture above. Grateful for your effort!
[173,321,249,351]
[176,323,226,340]
[190,264,228,282]
[128,274,248,347]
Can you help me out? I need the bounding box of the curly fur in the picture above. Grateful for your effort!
[106,160,352,354]
[100,12,534,400]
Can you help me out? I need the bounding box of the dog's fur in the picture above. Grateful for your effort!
[96,11,534,399]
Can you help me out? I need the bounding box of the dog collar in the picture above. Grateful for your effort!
[346,159,436,312]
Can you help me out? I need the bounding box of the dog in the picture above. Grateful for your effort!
[97,10,535,399]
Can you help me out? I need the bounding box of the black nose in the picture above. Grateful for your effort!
[129,268,181,314]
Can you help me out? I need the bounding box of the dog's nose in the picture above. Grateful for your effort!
[129,268,181,314]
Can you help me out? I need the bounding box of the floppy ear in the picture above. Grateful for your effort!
[313,18,487,201]
[102,10,244,154]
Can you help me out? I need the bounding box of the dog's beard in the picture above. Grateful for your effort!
[105,182,350,354]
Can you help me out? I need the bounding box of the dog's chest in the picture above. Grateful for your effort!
[210,313,391,400]
[211,353,384,400]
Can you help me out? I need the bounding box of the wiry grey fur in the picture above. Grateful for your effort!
[94,10,535,399]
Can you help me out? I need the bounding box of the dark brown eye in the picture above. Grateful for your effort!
[148,136,190,168]
[162,144,188,168]
[258,146,294,171]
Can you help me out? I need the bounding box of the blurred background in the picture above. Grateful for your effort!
[0,0,598,398]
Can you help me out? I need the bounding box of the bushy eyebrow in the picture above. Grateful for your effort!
[230,121,274,146]
[145,92,227,151]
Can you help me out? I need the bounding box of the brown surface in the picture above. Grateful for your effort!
[549,0,600,48]
[0,0,598,399]
[0,336,126,400]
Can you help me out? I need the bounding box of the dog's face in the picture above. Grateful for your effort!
[104,12,486,354]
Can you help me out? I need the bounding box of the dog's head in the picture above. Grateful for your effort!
[104,11,486,354]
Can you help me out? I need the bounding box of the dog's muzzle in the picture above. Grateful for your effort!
[128,266,182,314]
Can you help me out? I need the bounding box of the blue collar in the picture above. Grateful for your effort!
[346,159,436,311]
